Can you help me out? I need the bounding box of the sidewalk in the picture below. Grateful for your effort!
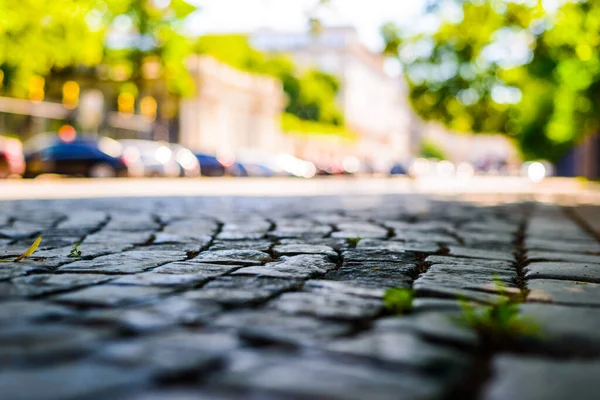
[1,193,599,399]
[1,176,600,203]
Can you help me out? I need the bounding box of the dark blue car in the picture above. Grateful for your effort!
[194,153,227,177]
[390,163,408,175]
[24,133,129,178]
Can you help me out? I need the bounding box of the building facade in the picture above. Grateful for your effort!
[423,122,521,172]
[179,56,286,161]
[251,27,416,170]
[556,133,600,178]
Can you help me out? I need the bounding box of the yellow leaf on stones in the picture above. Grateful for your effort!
[0,236,43,263]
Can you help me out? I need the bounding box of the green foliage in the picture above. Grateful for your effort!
[291,70,344,126]
[195,35,345,127]
[383,287,414,314]
[195,34,267,72]
[68,242,82,258]
[419,139,447,160]
[0,0,104,96]
[382,0,600,161]
[281,113,356,140]
[456,281,538,343]
[346,236,362,248]
[0,0,197,96]
[458,298,538,343]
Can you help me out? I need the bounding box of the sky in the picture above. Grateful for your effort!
[186,0,428,52]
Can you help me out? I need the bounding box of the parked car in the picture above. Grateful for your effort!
[275,153,317,178]
[194,153,226,177]
[242,162,276,177]
[170,144,201,177]
[0,135,25,178]
[118,140,180,177]
[314,160,344,176]
[390,163,408,175]
[225,161,248,177]
[24,133,129,178]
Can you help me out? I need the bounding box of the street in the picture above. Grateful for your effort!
[3,1,600,398]
[2,176,600,203]
[1,184,600,399]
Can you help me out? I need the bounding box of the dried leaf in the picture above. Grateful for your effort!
[13,236,43,262]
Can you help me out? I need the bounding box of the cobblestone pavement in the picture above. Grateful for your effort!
[1,194,599,400]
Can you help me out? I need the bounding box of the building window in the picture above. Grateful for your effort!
[319,54,339,72]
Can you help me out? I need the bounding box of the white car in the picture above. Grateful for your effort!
[119,139,181,177]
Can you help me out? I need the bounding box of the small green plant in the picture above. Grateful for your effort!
[384,287,414,314]
[347,236,362,248]
[456,281,538,344]
[68,242,82,258]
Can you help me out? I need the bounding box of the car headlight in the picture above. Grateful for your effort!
[155,146,172,165]
[176,149,199,170]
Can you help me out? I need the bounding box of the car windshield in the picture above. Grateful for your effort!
[97,137,123,158]
[23,133,57,153]
[120,140,173,164]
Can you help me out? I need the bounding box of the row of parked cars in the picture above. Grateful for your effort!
[0,132,319,179]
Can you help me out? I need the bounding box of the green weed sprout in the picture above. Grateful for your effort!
[456,280,538,344]
[347,237,362,248]
[68,243,82,258]
[384,287,414,315]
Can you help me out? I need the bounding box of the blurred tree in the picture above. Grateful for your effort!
[195,34,269,72]
[0,0,197,97]
[196,34,344,126]
[382,0,600,161]
[0,0,105,96]
[419,139,447,160]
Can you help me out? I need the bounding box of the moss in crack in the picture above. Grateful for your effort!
[383,287,414,315]
[346,236,362,248]
[455,281,538,348]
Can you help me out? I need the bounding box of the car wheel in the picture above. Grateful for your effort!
[88,163,117,178]
[0,159,9,179]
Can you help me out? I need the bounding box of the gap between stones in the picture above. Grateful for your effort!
[446,207,533,400]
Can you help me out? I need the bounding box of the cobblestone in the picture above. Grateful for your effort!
[10,273,115,296]
[0,362,147,400]
[525,261,600,282]
[526,250,600,264]
[0,323,113,366]
[212,309,353,345]
[96,330,239,376]
[54,284,173,307]
[233,254,336,279]
[191,249,272,265]
[326,330,468,372]
[183,276,302,306]
[527,279,600,306]
[208,350,448,400]
[57,250,187,274]
[484,356,600,400]
[375,312,480,348]
[272,243,338,259]
[82,297,222,333]
[0,300,74,323]
[0,195,599,398]
[518,303,600,355]
[270,289,383,320]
